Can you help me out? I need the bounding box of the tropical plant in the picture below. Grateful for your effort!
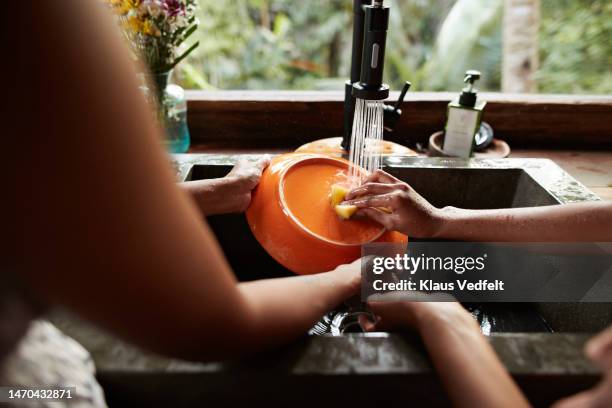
[420,0,503,91]
[537,0,612,94]
[174,0,611,95]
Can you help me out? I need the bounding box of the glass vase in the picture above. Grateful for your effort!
[151,70,191,154]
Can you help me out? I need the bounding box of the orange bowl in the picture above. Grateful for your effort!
[246,153,407,274]
[295,137,418,157]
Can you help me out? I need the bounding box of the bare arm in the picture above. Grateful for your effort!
[436,202,612,242]
[14,0,358,362]
[181,157,270,216]
[362,296,530,408]
[417,310,529,408]
[238,261,360,352]
[346,170,612,242]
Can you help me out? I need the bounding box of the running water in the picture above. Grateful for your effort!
[347,98,384,187]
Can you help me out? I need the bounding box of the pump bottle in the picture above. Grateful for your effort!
[442,70,487,158]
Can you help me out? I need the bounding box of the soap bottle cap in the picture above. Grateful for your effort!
[459,70,481,108]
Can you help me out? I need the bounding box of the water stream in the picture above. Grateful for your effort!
[348,98,385,186]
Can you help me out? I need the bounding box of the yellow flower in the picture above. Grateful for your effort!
[142,20,161,37]
[126,15,143,33]
[109,0,141,16]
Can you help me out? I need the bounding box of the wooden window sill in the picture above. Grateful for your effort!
[185,91,612,149]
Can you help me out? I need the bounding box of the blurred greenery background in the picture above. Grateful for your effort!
[175,0,611,94]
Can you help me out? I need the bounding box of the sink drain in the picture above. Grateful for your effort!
[309,309,376,336]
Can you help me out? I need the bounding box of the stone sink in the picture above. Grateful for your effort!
[50,155,610,407]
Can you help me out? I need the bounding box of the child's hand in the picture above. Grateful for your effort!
[225,156,271,192]
[359,292,476,333]
[181,156,270,215]
[344,169,444,237]
[220,156,271,213]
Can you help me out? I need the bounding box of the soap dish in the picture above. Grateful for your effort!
[428,131,511,159]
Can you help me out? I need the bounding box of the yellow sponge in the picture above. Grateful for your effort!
[330,184,357,220]
[329,183,392,219]
[334,204,358,219]
[330,184,350,207]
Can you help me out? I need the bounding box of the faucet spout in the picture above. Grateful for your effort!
[342,0,370,151]
[352,1,390,101]
[350,0,369,84]
[342,0,391,150]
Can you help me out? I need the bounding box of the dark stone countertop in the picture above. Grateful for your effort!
[49,311,601,407]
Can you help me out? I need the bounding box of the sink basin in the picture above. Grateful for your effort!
[47,154,608,407]
[189,162,556,281]
[181,154,610,333]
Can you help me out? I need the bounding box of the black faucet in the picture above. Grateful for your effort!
[342,0,411,151]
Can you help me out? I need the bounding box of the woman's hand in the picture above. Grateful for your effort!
[359,292,476,334]
[181,156,270,216]
[344,169,444,238]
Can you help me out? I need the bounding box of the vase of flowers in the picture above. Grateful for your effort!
[108,0,200,153]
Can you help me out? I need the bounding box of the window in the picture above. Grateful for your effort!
[175,0,610,94]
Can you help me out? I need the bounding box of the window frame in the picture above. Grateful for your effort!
[185,91,612,149]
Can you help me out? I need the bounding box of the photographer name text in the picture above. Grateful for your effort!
[373,279,505,292]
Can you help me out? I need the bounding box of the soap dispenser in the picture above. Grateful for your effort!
[442,70,487,158]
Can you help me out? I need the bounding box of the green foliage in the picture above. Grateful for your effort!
[537,0,612,94]
[420,0,502,91]
[384,0,458,91]
[175,0,350,89]
[175,0,610,94]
